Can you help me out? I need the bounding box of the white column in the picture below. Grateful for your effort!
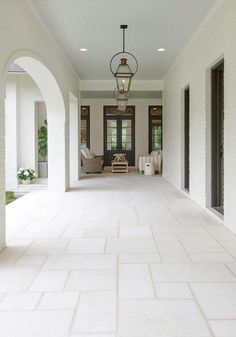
[5,77,18,190]
[0,93,6,251]
[69,94,79,184]
[47,107,69,192]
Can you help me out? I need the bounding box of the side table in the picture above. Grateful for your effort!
[112,160,128,173]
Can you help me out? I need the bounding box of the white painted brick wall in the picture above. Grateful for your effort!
[5,78,18,190]
[163,0,236,232]
[0,96,6,249]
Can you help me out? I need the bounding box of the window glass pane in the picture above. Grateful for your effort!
[108,120,117,127]
[122,120,131,127]
[107,119,117,150]
[122,119,132,150]
[150,106,162,151]
[81,106,90,148]
[152,125,162,150]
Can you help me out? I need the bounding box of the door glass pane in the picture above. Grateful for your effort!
[152,125,162,150]
[81,120,87,148]
[107,119,117,150]
[122,119,132,150]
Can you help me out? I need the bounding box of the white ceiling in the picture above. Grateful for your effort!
[31,0,217,80]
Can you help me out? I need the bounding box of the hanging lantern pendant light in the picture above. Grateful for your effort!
[114,86,131,112]
[110,25,138,94]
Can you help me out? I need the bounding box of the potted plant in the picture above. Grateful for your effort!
[17,168,37,184]
[38,119,48,178]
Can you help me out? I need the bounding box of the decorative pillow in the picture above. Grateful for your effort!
[81,148,89,158]
[151,150,161,157]
[85,148,91,158]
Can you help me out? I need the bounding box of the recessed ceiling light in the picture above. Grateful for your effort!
[158,48,165,52]
[80,48,87,52]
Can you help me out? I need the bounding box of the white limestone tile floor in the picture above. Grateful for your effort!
[1,172,236,337]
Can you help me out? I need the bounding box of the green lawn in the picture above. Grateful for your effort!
[6,191,15,205]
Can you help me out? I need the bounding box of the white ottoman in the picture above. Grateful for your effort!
[144,162,155,176]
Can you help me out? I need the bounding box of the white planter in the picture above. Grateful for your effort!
[21,179,31,185]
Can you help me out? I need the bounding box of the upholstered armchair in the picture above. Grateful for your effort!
[81,148,104,173]
[137,150,162,173]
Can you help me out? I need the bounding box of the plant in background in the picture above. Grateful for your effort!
[38,119,48,161]
[17,168,37,181]
[6,191,15,205]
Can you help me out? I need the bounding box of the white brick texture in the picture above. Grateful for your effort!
[163,0,236,232]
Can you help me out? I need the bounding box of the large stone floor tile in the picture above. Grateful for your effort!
[38,292,79,310]
[220,241,236,258]
[29,270,68,292]
[0,246,26,266]
[209,320,236,337]
[118,299,211,337]
[65,239,105,254]
[0,310,73,337]
[0,293,41,311]
[178,233,225,253]
[118,253,161,263]
[119,264,155,299]
[155,282,193,299]
[85,227,118,238]
[42,254,117,270]
[24,238,69,255]
[15,254,47,266]
[204,225,236,240]
[106,238,157,253]
[119,226,153,238]
[70,335,116,337]
[0,267,39,292]
[156,240,191,262]
[150,263,236,282]
[189,252,234,262]
[65,270,116,291]
[190,282,236,319]
[72,291,116,334]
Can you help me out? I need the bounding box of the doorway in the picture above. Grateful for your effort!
[184,87,190,191]
[211,60,224,214]
[104,106,135,166]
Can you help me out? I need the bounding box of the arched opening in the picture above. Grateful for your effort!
[0,53,70,250]
[5,55,68,193]
[5,63,49,190]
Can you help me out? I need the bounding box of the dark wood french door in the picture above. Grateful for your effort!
[184,87,190,191]
[211,60,224,214]
[104,106,135,166]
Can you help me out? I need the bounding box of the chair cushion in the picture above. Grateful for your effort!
[81,148,95,159]
[85,148,91,158]
[150,150,161,157]
[81,148,89,158]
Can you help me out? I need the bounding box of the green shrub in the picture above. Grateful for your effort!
[6,191,15,205]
